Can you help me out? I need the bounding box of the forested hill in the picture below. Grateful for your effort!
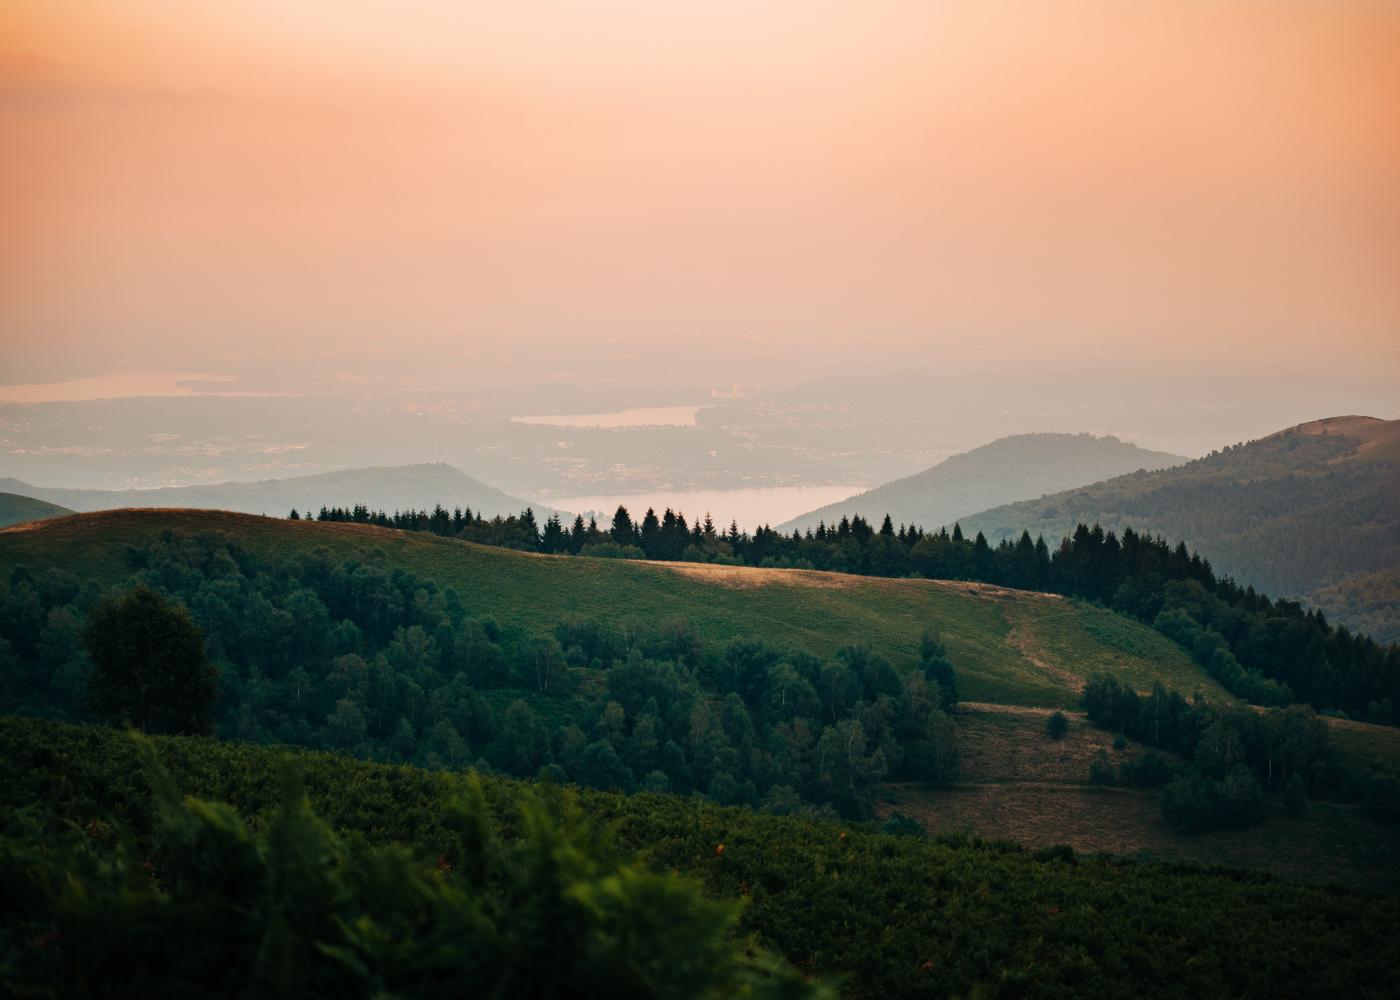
[0,463,558,521]
[0,507,1222,713]
[958,416,1400,602]
[0,492,72,529]
[776,433,1183,535]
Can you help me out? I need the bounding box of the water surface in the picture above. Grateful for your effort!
[511,406,702,429]
[542,484,866,530]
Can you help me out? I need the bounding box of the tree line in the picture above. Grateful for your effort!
[300,502,1400,724]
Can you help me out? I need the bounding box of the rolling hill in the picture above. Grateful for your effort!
[958,416,1400,609]
[775,433,1184,534]
[0,491,72,529]
[0,507,1223,710]
[0,463,558,521]
[3,508,1397,899]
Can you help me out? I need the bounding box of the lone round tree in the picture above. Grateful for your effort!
[83,584,216,735]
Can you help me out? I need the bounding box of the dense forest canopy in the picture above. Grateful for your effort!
[0,530,963,820]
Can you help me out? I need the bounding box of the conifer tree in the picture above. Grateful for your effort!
[610,506,636,546]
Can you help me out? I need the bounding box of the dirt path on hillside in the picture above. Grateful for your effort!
[649,561,859,590]
[1001,609,1086,691]
[649,559,1072,600]
[959,701,1069,717]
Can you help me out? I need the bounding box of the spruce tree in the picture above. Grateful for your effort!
[610,506,636,546]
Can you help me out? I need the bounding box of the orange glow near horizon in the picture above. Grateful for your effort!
[2,1,1397,380]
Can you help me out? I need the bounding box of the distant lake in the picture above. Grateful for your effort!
[541,484,866,530]
[511,406,702,429]
[0,370,239,403]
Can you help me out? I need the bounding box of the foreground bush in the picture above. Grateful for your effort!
[3,717,1399,998]
[0,735,822,999]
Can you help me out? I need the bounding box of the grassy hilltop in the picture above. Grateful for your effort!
[0,507,1222,710]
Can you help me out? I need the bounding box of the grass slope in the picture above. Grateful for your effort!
[5,716,1399,998]
[776,432,1183,534]
[958,416,1400,605]
[0,491,72,529]
[0,508,1224,709]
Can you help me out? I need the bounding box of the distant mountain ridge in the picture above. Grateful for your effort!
[0,492,74,529]
[776,432,1184,534]
[0,464,559,521]
[958,416,1400,608]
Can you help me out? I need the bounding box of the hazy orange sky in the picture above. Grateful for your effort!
[2,0,1398,386]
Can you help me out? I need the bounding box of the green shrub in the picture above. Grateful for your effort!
[1161,773,1215,833]
[0,735,823,999]
[1088,750,1115,786]
[1215,765,1265,828]
[5,716,1400,1000]
[1160,766,1265,833]
[1045,711,1069,740]
[1119,751,1177,789]
[880,812,926,838]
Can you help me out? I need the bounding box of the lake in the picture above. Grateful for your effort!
[511,406,703,429]
[540,484,866,530]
